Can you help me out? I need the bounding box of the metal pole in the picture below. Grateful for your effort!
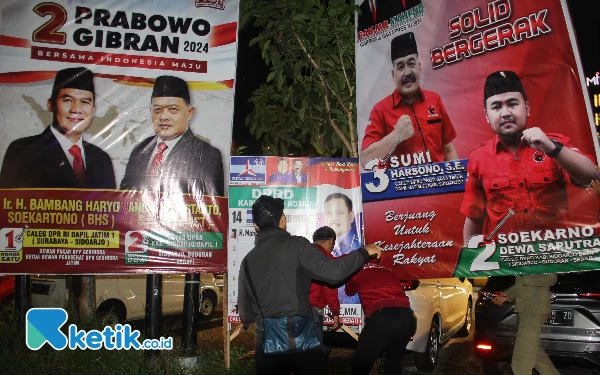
[223,273,230,370]
[79,276,96,319]
[14,275,30,327]
[181,273,200,354]
[145,274,162,363]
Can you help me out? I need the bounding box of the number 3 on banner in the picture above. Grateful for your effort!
[364,159,389,193]
[32,3,67,45]
[466,234,500,272]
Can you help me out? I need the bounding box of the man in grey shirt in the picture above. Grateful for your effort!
[238,195,381,375]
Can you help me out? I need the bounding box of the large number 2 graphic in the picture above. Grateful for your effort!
[32,3,67,45]
[128,232,144,253]
[467,234,500,272]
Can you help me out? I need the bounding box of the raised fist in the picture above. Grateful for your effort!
[393,115,415,142]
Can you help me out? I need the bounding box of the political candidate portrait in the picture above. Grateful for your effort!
[357,0,423,33]
[323,192,362,304]
[360,32,458,168]
[120,75,224,197]
[267,157,295,184]
[0,67,115,189]
[461,70,599,243]
[292,159,308,184]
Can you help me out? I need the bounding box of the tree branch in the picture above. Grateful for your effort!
[292,27,354,156]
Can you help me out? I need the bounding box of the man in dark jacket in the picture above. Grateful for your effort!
[238,195,381,375]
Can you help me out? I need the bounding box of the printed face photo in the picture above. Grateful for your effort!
[391,53,421,97]
[277,159,288,173]
[293,160,303,173]
[485,91,529,138]
[48,88,95,138]
[151,97,194,141]
[324,198,354,237]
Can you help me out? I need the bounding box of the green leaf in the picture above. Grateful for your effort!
[292,13,307,21]
[249,36,261,47]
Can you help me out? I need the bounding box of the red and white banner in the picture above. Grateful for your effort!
[0,0,239,274]
[357,0,600,278]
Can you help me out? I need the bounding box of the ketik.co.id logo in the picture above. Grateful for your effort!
[26,308,172,350]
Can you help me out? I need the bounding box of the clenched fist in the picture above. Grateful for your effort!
[393,115,415,142]
[521,127,554,153]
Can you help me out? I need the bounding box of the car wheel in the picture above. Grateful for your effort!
[481,359,510,375]
[458,298,473,337]
[98,303,124,327]
[200,291,216,319]
[414,320,440,371]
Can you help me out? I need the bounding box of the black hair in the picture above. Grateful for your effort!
[252,195,284,230]
[313,226,336,242]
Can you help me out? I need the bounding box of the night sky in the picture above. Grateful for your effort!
[231,1,600,155]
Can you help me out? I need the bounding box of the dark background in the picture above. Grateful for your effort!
[231,1,600,155]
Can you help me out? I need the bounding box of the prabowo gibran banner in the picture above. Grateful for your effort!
[0,0,239,274]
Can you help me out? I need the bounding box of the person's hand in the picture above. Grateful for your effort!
[329,316,341,331]
[393,115,415,142]
[492,292,509,306]
[364,244,382,259]
[521,127,554,153]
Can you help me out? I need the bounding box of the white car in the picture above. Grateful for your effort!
[405,277,473,371]
[30,274,220,325]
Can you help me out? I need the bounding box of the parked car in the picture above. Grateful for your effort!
[30,274,220,325]
[405,277,473,371]
[475,272,600,374]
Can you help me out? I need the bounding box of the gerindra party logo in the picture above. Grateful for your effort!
[196,0,225,10]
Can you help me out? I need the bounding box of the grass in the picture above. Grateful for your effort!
[0,310,256,375]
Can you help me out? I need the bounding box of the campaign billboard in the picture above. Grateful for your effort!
[356,0,600,278]
[227,156,364,326]
[0,0,238,273]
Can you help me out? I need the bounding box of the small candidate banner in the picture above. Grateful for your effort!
[0,0,239,274]
[227,157,365,325]
[356,0,600,278]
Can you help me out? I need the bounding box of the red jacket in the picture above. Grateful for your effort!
[309,244,341,316]
[345,261,410,318]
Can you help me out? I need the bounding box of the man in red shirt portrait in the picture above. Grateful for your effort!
[360,32,458,168]
[461,70,598,243]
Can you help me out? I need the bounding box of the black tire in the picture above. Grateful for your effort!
[481,359,510,375]
[414,320,440,371]
[200,291,217,319]
[458,298,473,337]
[98,302,124,327]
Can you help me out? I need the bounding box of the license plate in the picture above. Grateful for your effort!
[545,309,574,326]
